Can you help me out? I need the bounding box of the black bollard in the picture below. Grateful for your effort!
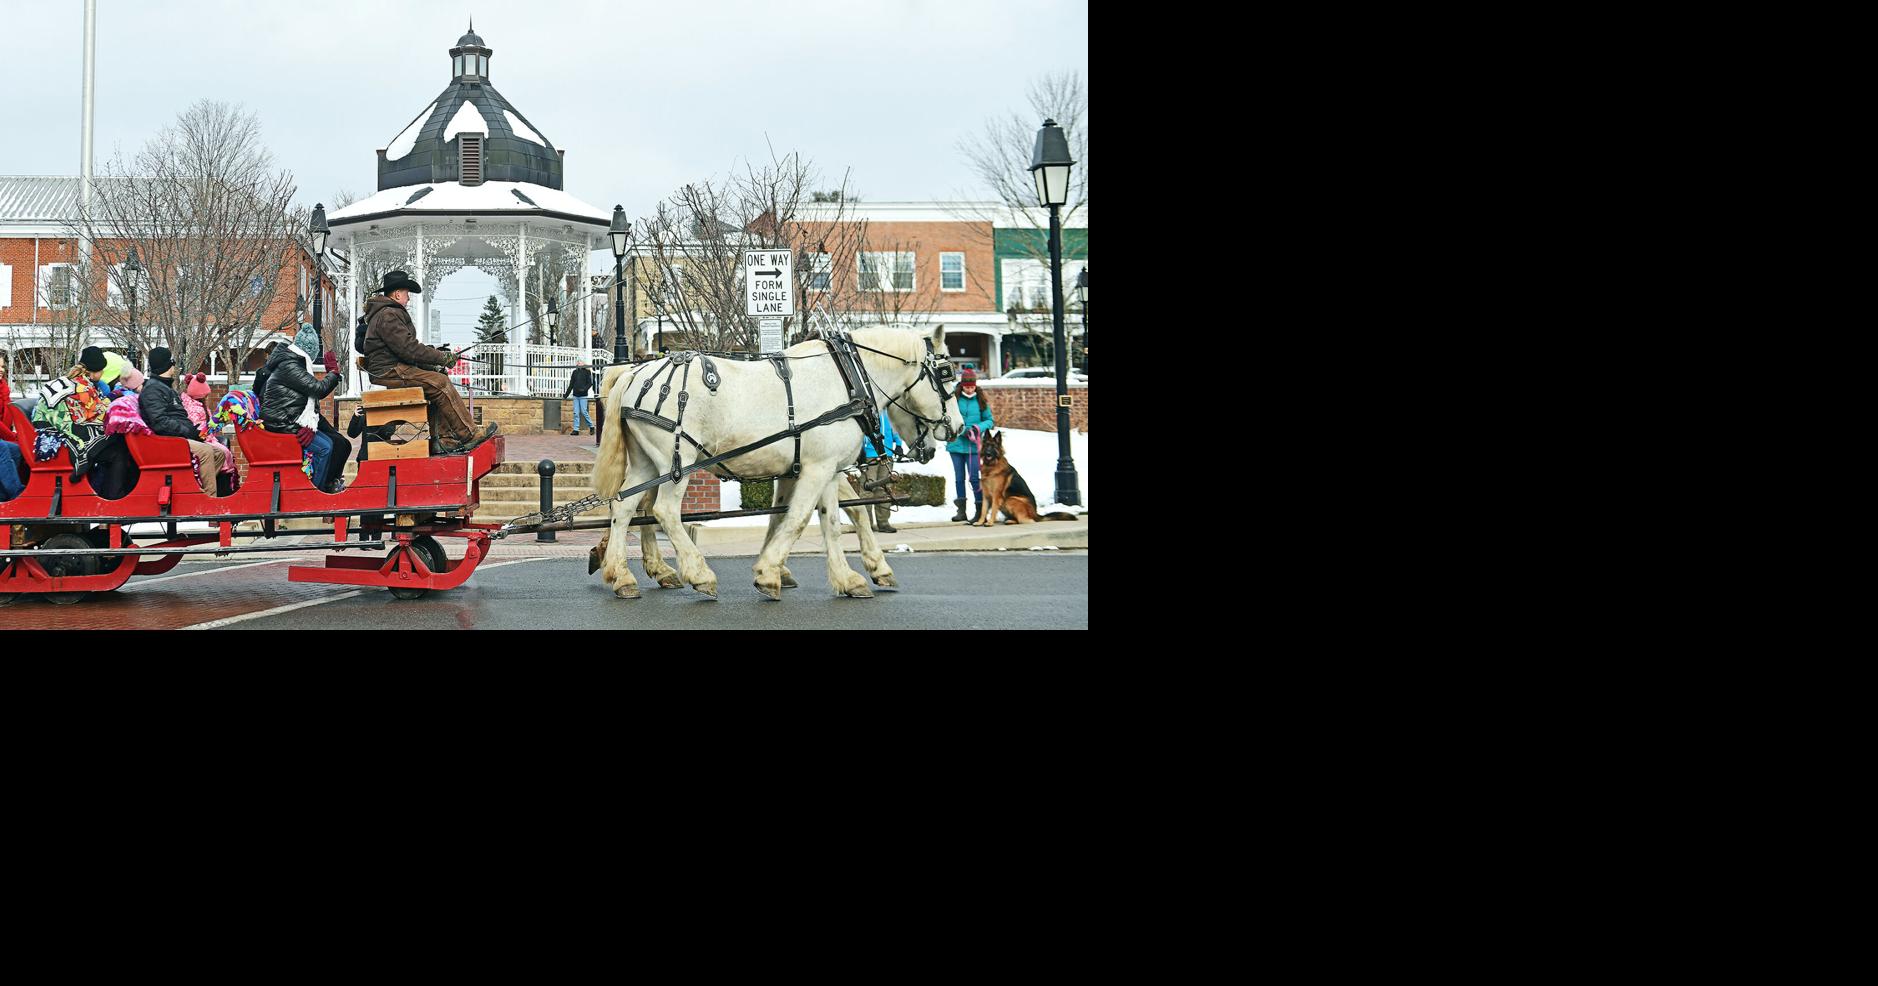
[537,459,557,543]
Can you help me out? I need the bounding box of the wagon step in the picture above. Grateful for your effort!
[0,540,390,560]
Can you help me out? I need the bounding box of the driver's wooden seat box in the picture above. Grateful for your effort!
[362,388,431,461]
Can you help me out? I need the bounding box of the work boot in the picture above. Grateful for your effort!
[969,496,984,524]
[952,498,967,523]
[440,424,499,456]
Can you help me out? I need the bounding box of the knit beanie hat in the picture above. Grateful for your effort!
[186,373,211,400]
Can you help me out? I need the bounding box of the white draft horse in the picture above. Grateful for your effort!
[591,326,963,600]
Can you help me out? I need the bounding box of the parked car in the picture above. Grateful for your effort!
[999,366,1088,384]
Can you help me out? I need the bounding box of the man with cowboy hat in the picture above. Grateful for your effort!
[361,269,495,454]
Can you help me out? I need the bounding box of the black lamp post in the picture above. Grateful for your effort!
[124,245,142,347]
[1075,266,1087,375]
[1030,118,1080,506]
[609,205,631,363]
[310,203,328,353]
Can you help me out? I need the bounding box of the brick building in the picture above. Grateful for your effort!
[783,202,1087,378]
[0,175,326,387]
[623,201,1087,378]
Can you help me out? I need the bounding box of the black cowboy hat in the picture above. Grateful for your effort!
[379,270,423,294]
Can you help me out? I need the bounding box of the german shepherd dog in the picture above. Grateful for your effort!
[973,430,1078,525]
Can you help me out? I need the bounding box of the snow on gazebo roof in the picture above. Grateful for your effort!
[326,180,612,228]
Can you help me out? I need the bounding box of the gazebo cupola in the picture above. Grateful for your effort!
[375,25,564,191]
[450,21,492,83]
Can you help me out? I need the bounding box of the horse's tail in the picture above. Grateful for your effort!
[592,367,632,497]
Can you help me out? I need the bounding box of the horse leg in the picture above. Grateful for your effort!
[768,478,799,589]
[637,487,684,589]
[836,473,895,587]
[646,471,718,598]
[754,463,836,601]
[602,460,661,599]
[817,478,871,598]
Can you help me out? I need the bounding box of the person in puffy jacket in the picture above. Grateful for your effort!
[138,348,224,495]
[946,368,994,523]
[262,325,345,492]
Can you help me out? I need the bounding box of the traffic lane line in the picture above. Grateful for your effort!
[2,558,372,631]
[195,558,545,630]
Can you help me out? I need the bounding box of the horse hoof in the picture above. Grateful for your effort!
[657,574,685,589]
[695,582,718,598]
[755,581,782,601]
[780,573,799,589]
[873,573,897,588]
[614,584,641,599]
[844,585,874,599]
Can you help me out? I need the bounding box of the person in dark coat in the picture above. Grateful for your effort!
[362,270,494,454]
[261,325,345,492]
[562,363,595,435]
[138,348,224,494]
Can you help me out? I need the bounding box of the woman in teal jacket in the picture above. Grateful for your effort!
[947,369,994,522]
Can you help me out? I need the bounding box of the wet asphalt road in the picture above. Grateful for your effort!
[214,552,1088,629]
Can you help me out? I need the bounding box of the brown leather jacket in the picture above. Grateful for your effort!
[362,295,454,379]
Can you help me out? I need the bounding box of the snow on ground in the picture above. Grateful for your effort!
[700,427,1087,527]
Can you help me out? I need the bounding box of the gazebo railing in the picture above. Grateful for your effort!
[458,343,612,397]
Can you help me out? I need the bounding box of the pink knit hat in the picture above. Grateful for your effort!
[119,367,146,391]
[187,373,211,400]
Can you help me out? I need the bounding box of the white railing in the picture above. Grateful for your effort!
[455,344,613,398]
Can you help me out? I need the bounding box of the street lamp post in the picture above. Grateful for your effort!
[1030,118,1081,506]
[609,205,631,364]
[310,204,328,347]
[124,245,142,350]
[1076,266,1087,375]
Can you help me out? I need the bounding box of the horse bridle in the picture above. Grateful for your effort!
[856,339,960,463]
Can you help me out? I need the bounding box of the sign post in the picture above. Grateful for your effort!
[745,250,793,353]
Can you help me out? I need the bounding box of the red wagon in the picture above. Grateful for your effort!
[1,400,506,606]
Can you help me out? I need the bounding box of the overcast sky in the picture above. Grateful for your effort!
[1,0,1087,344]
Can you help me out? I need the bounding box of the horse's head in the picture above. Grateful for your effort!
[857,325,964,464]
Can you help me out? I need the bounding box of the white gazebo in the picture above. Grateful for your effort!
[326,23,611,397]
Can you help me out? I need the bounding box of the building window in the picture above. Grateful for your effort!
[860,252,914,292]
[1002,259,1049,310]
[941,253,965,292]
[45,264,76,309]
[808,253,832,291]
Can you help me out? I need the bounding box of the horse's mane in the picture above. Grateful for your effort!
[848,326,928,364]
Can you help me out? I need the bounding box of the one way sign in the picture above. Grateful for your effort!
[745,250,794,318]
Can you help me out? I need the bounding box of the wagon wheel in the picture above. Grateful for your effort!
[39,533,101,606]
[388,535,448,601]
[85,528,135,588]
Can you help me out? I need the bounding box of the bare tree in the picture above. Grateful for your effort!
[954,70,1088,347]
[69,99,306,385]
[632,153,945,354]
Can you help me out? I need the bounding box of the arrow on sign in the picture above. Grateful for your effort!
[754,269,781,278]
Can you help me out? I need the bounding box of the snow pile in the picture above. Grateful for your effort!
[504,110,546,146]
[699,427,1088,527]
[444,101,490,141]
[385,102,438,162]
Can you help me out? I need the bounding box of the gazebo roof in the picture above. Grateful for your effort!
[374,26,566,191]
[327,180,612,228]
